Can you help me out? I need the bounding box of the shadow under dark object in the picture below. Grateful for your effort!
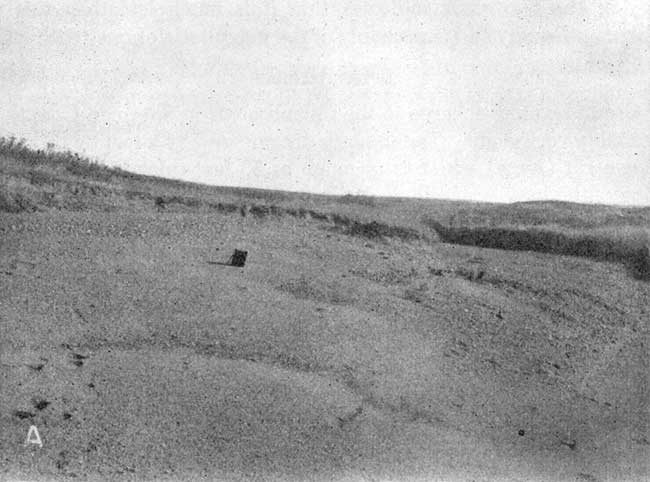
[207,249,248,268]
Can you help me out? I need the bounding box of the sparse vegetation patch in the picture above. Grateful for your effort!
[160,195,202,208]
[403,282,429,303]
[342,220,421,242]
[207,202,240,214]
[249,204,270,218]
[277,275,352,304]
[350,266,419,285]
[424,218,650,280]
[454,267,485,282]
[330,213,353,227]
[337,194,377,207]
[308,210,329,221]
[248,204,284,219]
[0,189,38,213]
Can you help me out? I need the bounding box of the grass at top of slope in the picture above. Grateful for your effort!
[424,218,650,280]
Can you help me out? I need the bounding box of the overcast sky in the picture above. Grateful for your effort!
[1,1,648,204]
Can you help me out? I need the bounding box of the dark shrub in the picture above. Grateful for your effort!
[428,267,447,276]
[630,244,650,280]
[331,213,352,226]
[345,221,420,242]
[308,210,329,221]
[167,195,200,208]
[208,202,239,213]
[269,205,284,216]
[250,205,270,218]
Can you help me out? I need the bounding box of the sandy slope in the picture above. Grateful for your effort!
[1,209,648,481]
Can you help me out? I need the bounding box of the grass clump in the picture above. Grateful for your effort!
[330,213,353,227]
[344,220,421,242]
[249,205,270,218]
[246,204,286,219]
[0,189,38,213]
[207,202,240,214]
[308,210,329,221]
[157,195,201,208]
[454,267,485,282]
[630,242,650,280]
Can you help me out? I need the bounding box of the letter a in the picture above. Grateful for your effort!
[25,425,42,447]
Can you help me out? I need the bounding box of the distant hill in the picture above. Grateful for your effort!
[2,136,648,221]
[1,136,648,279]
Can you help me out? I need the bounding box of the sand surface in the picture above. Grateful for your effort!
[1,210,648,481]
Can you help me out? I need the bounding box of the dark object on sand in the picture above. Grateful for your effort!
[560,439,577,450]
[13,410,35,420]
[33,398,50,411]
[229,249,248,267]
